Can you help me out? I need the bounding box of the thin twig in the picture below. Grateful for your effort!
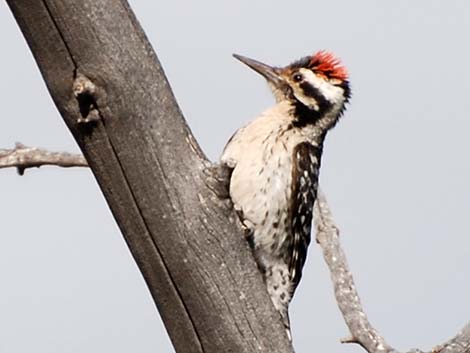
[0,143,88,175]
[314,189,396,353]
[313,190,470,353]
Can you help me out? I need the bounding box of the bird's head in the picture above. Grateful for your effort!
[233,51,351,129]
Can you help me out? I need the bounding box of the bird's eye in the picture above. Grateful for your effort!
[292,73,303,82]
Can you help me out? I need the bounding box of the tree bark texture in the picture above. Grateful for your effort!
[5,1,294,352]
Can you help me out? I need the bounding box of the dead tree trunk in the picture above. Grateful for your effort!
[5,1,294,352]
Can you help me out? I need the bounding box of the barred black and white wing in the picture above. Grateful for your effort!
[288,142,323,291]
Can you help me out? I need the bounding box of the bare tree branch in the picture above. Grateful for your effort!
[0,143,87,174]
[314,190,470,353]
[438,324,470,353]
[314,190,395,353]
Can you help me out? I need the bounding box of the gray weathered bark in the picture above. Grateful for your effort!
[5,1,294,352]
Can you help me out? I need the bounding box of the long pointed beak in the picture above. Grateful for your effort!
[233,54,283,87]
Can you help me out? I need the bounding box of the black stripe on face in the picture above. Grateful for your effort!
[339,80,351,104]
[291,82,333,127]
[299,81,332,112]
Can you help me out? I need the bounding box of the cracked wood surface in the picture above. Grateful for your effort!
[5,1,294,352]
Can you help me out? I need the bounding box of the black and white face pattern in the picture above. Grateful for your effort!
[232,51,351,125]
[284,67,350,115]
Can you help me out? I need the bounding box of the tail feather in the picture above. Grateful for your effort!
[263,262,294,341]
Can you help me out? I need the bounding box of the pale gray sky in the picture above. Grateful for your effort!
[1,1,469,352]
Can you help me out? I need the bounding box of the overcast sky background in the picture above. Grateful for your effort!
[1,1,469,352]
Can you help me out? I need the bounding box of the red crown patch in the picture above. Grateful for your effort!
[309,50,348,80]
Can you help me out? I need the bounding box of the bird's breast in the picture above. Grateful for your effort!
[228,127,307,255]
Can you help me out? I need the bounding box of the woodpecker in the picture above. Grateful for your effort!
[220,51,350,338]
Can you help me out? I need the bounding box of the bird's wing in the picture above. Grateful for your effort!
[288,142,323,290]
